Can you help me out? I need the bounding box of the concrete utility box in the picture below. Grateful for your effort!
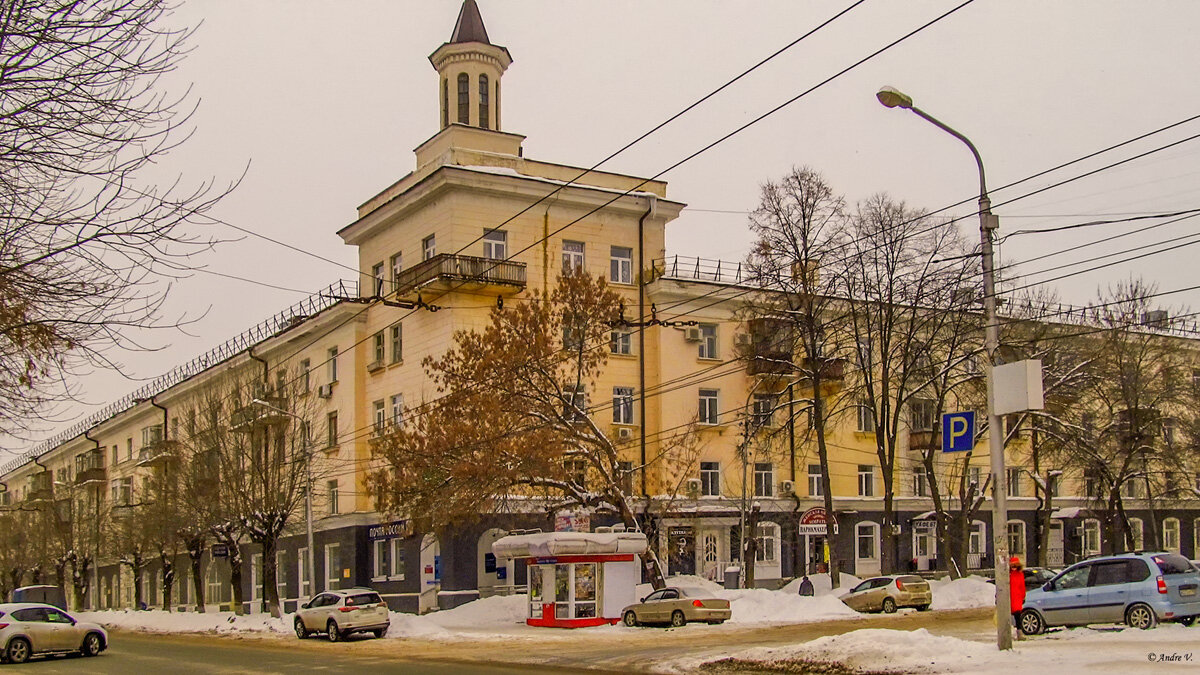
[492,529,647,628]
[992,359,1044,415]
[724,566,741,590]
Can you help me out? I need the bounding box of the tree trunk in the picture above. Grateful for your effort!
[132,558,145,610]
[880,469,896,575]
[228,544,245,616]
[260,536,281,618]
[160,553,174,612]
[190,551,205,612]
[71,556,91,611]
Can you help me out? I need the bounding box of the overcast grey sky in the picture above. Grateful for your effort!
[13,0,1200,455]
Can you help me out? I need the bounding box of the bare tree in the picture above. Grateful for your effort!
[0,0,233,439]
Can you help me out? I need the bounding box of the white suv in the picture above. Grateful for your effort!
[0,603,108,663]
[294,589,389,642]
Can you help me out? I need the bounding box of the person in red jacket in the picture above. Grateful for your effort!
[1010,556,1027,639]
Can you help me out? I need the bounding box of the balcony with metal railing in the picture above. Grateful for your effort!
[393,254,526,297]
[74,449,107,485]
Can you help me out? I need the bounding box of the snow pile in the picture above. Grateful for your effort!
[390,595,528,638]
[664,628,1010,674]
[632,573,861,625]
[779,572,862,597]
[928,575,996,610]
[76,609,291,635]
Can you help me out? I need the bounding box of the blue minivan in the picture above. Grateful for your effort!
[1019,551,1200,634]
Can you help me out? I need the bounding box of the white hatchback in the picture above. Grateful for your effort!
[0,603,108,663]
[294,589,390,642]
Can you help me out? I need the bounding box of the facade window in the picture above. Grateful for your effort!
[390,253,402,292]
[478,73,489,129]
[110,477,133,506]
[373,400,386,433]
[441,78,448,128]
[390,395,404,427]
[563,386,587,423]
[808,464,823,497]
[111,445,118,467]
[1007,520,1026,557]
[562,240,584,272]
[276,551,287,603]
[457,73,469,124]
[617,461,634,495]
[612,387,634,425]
[1007,468,1022,497]
[755,522,780,563]
[423,235,436,261]
[912,467,927,497]
[562,322,583,351]
[610,329,632,355]
[373,539,405,580]
[610,246,633,284]
[327,480,339,515]
[1163,518,1181,553]
[298,547,311,598]
[856,522,878,561]
[754,463,774,497]
[126,438,133,462]
[910,398,937,431]
[1121,478,1142,499]
[482,229,506,259]
[327,347,338,383]
[698,324,718,359]
[1084,469,1102,499]
[857,400,875,433]
[698,389,719,425]
[969,466,982,489]
[1127,517,1144,551]
[300,359,311,392]
[326,411,339,448]
[699,462,720,497]
[751,394,776,428]
[1083,519,1101,556]
[564,459,587,489]
[372,331,385,365]
[858,465,875,497]
[390,324,403,363]
[1163,418,1177,445]
[371,262,384,296]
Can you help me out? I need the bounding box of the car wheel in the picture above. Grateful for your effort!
[670,610,687,627]
[294,618,309,639]
[916,604,931,612]
[1126,603,1157,630]
[371,629,386,639]
[709,620,725,625]
[623,611,639,627]
[1019,609,1045,636]
[882,598,897,614]
[81,632,103,656]
[326,619,342,642]
[6,637,30,664]
[1179,616,1196,627]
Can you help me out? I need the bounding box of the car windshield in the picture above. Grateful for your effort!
[1152,553,1194,575]
[346,593,382,606]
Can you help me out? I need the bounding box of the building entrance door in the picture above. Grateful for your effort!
[1048,520,1065,567]
[803,535,828,573]
[913,527,936,571]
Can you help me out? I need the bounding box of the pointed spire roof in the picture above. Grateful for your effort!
[450,0,490,45]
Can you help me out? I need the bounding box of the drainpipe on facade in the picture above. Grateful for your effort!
[248,346,269,383]
[637,194,656,498]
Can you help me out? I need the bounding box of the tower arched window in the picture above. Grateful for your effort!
[441,78,449,128]
[457,73,469,124]
[478,74,489,129]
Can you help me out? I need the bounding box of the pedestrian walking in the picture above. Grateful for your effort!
[798,575,814,596]
[1009,556,1026,639]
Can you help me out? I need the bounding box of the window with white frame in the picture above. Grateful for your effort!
[1127,517,1144,551]
[327,480,339,515]
[327,347,338,382]
[390,324,402,363]
[912,467,927,497]
[613,387,634,425]
[275,551,287,602]
[610,329,632,355]
[562,241,585,273]
[857,400,875,433]
[483,229,507,259]
[610,246,632,284]
[1163,518,1181,553]
[1083,519,1101,556]
[969,466,982,490]
[300,358,311,392]
[373,539,390,580]
[856,522,879,561]
[423,235,436,260]
[297,547,310,598]
[755,521,780,562]
[808,464,823,497]
[1007,468,1022,497]
[391,394,404,426]
[390,253,402,292]
[563,386,587,423]
[752,394,776,428]
[698,388,719,425]
[371,262,384,295]
[390,539,406,579]
[373,400,386,433]
[250,553,262,602]
[858,465,874,497]
[326,411,339,448]
[698,324,718,359]
[206,562,222,605]
[754,463,774,497]
[325,544,340,591]
[372,331,385,365]
[1007,520,1026,557]
[700,462,720,497]
[910,398,937,431]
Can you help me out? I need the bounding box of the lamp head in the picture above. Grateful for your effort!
[876,86,913,110]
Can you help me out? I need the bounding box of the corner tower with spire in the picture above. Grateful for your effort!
[429,0,512,131]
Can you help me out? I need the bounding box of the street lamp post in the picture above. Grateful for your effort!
[876,87,1012,650]
[252,398,315,604]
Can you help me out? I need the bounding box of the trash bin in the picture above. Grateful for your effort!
[724,566,741,590]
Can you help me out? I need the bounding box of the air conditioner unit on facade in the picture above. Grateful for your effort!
[684,326,702,342]
[686,478,702,496]
[779,479,795,495]
[617,427,634,441]
[317,383,334,399]
[734,333,753,348]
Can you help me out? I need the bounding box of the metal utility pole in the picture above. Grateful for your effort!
[876,86,1012,650]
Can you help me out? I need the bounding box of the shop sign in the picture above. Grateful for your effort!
[913,520,937,532]
[798,507,834,535]
[368,519,412,540]
[555,513,590,532]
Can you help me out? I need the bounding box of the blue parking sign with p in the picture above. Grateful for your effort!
[941,411,975,453]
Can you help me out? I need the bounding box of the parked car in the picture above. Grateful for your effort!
[841,575,932,613]
[621,586,731,627]
[1019,551,1200,635]
[0,603,108,664]
[987,567,1059,591]
[294,588,390,642]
